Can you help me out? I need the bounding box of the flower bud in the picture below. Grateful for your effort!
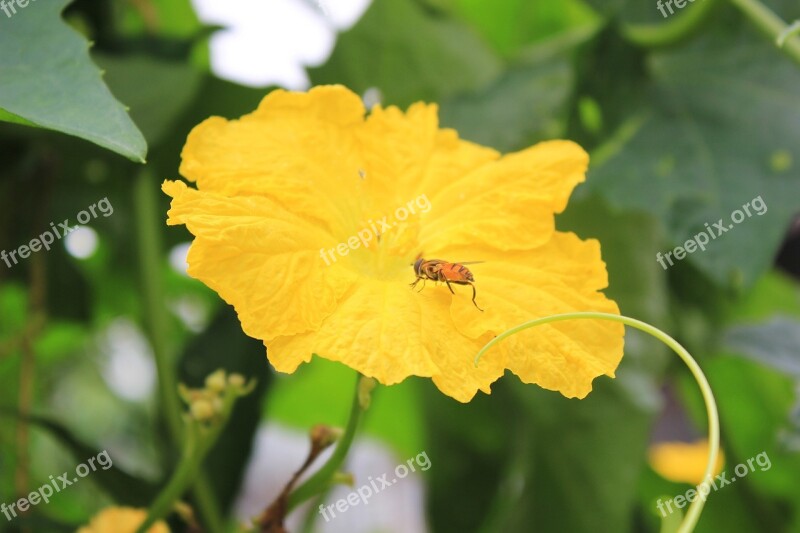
[205,370,227,393]
[190,399,215,421]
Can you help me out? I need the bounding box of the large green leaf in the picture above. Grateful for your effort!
[439,43,575,151]
[0,411,158,507]
[724,317,800,378]
[582,0,700,23]
[586,30,800,288]
[309,0,501,107]
[676,356,800,532]
[93,54,202,147]
[443,0,599,56]
[423,381,518,532]
[559,195,669,325]
[0,0,147,162]
[507,379,654,533]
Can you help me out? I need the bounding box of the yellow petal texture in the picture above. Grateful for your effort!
[77,507,170,533]
[163,180,357,337]
[649,439,725,484]
[165,84,624,402]
[444,232,623,398]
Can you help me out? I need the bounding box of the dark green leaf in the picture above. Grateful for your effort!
[309,0,501,106]
[0,0,147,161]
[724,317,800,378]
[439,43,575,151]
[444,0,599,56]
[507,379,654,533]
[0,411,158,506]
[587,32,800,287]
[423,381,517,532]
[93,54,203,147]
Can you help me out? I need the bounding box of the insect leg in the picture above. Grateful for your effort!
[444,278,456,295]
[411,276,427,292]
[470,283,484,312]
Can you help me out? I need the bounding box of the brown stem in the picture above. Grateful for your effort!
[257,425,341,533]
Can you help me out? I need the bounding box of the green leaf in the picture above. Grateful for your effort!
[444,0,599,56]
[679,356,800,505]
[0,0,147,162]
[506,380,654,533]
[309,0,502,107]
[439,42,575,151]
[423,382,517,532]
[722,270,800,323]
[582,0,689,23]
[724,317,800,378]
[0,410,158,506]
[586,33,800,287]
[93,54,202,147]
[558,196,669,324]
[0,107,37,127]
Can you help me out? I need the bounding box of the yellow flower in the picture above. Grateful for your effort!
[649,439,725,484]
[77,507,169,533]
[163,85,624,402]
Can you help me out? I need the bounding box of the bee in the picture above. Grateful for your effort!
[410,257,484,311]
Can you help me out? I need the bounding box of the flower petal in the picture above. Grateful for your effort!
[649,439,725,484]
[166,85,625,403]
[436,231,623,398]
[178,85,378,238]
[163,180,356,337]
[419,140,589,253]
[267,279,507,402]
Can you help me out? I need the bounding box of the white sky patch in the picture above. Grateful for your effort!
[191,0,372,89]
[234,424,428,532]
[169,242,192,276]
[169,295,211,333]
[64,226,99,259]
[99,319,157,402]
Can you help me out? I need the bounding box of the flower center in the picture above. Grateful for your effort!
[339,218,420,282]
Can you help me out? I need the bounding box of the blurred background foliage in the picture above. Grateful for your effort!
[0,0,799,531]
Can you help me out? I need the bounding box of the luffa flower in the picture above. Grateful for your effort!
[78,507,170,533]
[163,85,624,402]
[649,439,725,484]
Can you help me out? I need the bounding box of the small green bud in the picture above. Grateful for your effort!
[191,399,215,421]
[205,370,227,392]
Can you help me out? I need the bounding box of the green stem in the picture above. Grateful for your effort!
[134,171,224,532]
[621,0,720,48]
[474,312,720,533]
[287,374,369,511]
[136,423,202,533]
[134,170,183,444]
[136,385,250,533]
[777,20,800,47]
[729,0,800,65]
